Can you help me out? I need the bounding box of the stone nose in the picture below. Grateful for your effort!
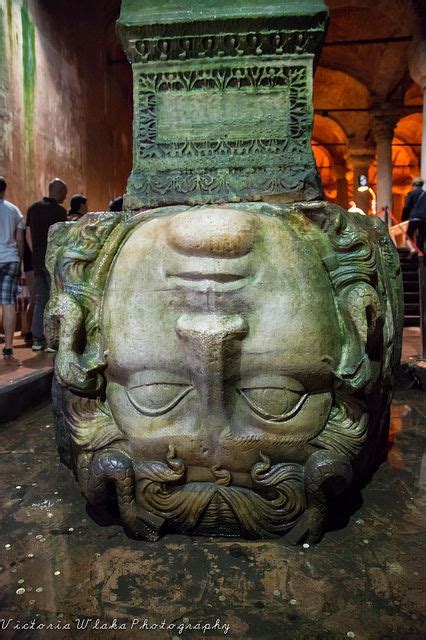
[176,313,248,428]
[167,207,259,258]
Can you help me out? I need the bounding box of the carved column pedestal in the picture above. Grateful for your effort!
[117,0,329,208]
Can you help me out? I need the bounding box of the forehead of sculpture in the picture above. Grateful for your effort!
[102,207,341,381]
[110,207,329,277]
[105,207,337,304]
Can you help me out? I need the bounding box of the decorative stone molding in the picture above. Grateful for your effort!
[121,29,327,65]
[117,0,328,208]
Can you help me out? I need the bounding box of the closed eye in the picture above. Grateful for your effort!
[126,383,193,416]
[238,387,308,422]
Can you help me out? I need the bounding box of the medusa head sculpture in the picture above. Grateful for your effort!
[45,201,402,543]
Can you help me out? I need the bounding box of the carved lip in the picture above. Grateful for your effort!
[167,271,250,292]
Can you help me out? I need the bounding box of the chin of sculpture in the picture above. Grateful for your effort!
[46,201,402,543]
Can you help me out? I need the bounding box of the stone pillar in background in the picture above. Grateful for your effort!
[409,36,426,182]
[348,147,376,213]
[117,0,329,209]
[334,164,348,209]
[372,111,398,220]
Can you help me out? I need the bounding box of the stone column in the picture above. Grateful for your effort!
[348,147,375,213]
[409,36,426,181]
[372,113,398,219]
[334,164,348,209]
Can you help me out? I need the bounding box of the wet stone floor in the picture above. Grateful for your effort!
[0,391,425,640]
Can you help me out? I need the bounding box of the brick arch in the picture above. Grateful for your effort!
[312,115,351,205]
[314,66,370,149]
[321,1,417,98]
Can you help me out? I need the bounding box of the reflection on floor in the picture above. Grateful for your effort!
[401,327,421,360]
[0,392,424,640]
[0,334,53,388]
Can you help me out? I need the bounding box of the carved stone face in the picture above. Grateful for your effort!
[47,201,402,542]
[102,207,341,477]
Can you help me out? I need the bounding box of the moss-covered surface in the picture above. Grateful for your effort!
[0,5,5,91]
[21,1,36,164]
[6,0,13,52]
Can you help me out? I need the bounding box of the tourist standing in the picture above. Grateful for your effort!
[18,237,35,345]
[108,196,123,212]
[68,194,88,221]
[402,177,426,254]
[26,178,67,350]
[0,177,25,362]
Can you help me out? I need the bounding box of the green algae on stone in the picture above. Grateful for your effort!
[0,3,9,170]
[0,5,6,90]
[6,0,13,53]
[21,2,36,164]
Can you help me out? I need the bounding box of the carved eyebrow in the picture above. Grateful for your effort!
[238,369,335,392]
[237,375,305,393]
[127,370,190,387]
[127,380,190,390]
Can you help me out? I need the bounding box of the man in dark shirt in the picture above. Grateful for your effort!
[402,177,426,254]
[26,178,67,350]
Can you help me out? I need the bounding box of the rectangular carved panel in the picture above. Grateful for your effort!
[126,57,319,207]
[156,90,289,143]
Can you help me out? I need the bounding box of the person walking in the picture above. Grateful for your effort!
[17,236,35,345]
[0,176,25,362]
[26,178,67,350]
[402,177,426,254]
